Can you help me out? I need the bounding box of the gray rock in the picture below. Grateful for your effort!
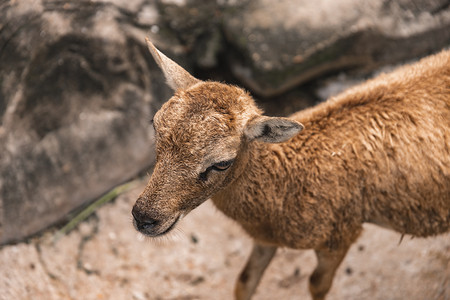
[223,0,450,97]
[0,0,171,244]
[154,0,248,68]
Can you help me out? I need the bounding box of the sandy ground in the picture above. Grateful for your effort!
[0,180,449,300]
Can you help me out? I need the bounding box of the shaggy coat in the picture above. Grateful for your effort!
[132,39,450,300]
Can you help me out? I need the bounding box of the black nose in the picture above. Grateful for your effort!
[132,206,160,231]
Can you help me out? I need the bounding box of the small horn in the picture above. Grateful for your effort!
[146,37,200,91]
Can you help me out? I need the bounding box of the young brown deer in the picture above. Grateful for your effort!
[132,38,450,300]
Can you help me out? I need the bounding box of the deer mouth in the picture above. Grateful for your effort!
[136,214,182,237]
[132,209,184,237]
[158,214,181,236]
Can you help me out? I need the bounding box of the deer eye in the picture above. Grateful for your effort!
[212,160,234,171]
[199,159,234,181]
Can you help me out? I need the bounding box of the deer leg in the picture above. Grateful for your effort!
[235,242,277,300]
[309,230,361,300]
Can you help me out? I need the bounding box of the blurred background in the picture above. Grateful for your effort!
[0,0,449,299]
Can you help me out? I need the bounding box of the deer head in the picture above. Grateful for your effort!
[131,38,303,237]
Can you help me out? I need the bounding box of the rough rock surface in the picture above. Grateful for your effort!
[0,182,448,299]
[223,0,450,96]
[0,0,171,244]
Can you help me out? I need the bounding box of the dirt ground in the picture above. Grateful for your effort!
[1,180,449,300]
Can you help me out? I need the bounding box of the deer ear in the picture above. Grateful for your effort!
[244,116,304,143]
[146,37,201,91]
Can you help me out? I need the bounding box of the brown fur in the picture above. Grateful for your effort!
[132,39,450,300]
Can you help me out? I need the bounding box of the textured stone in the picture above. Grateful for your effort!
[222,0,450,96]
[0,0,171,244]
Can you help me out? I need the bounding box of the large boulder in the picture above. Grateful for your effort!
[222,0,450,97]
[0,0,172,244]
